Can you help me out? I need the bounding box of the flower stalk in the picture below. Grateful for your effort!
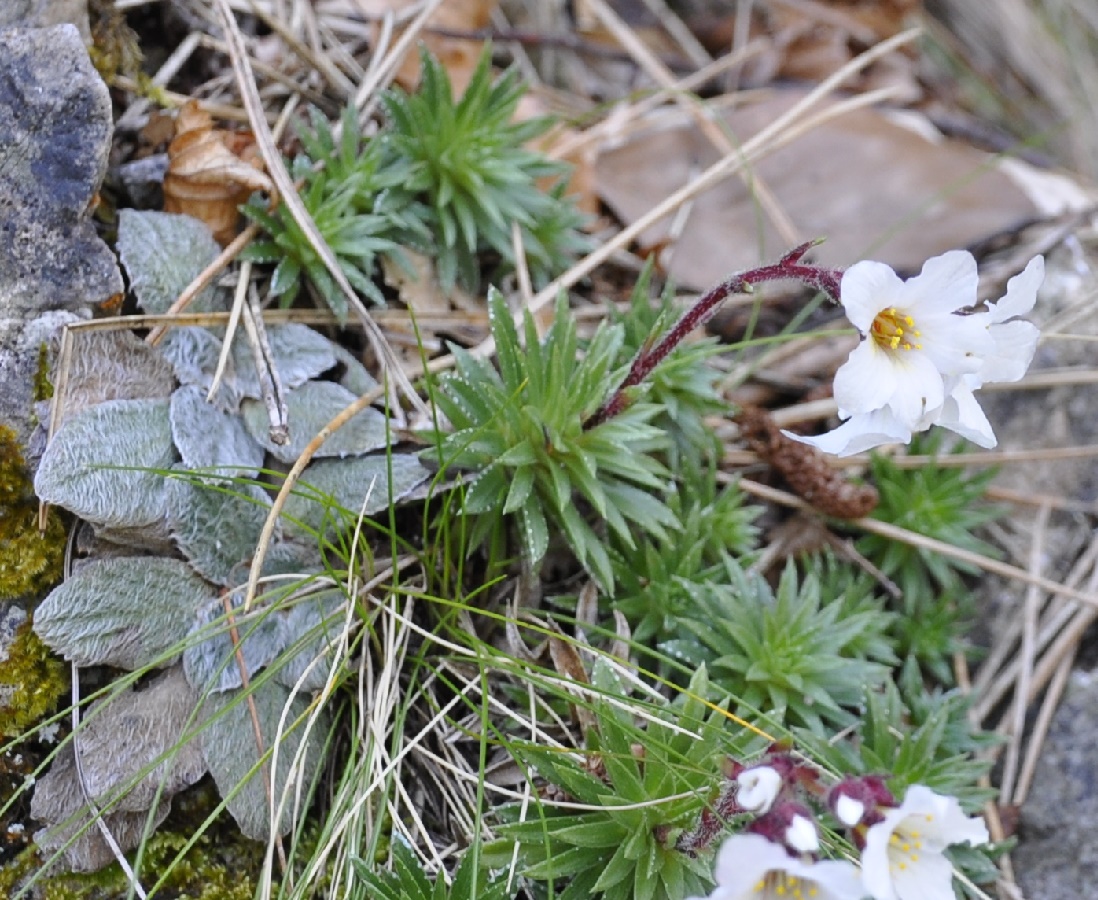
[586,240,842,428]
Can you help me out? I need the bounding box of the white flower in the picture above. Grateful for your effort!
[786,251,1043,456]
[688,833,864,900]
[736,765,783,814]
[861,785,989,900]
[834,794,866,828]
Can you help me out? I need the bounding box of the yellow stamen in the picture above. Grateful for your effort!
[870,307,921,352]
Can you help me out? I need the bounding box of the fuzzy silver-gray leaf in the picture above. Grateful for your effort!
[282,453,431,537]
[242,380,390,463]
[168,477,275,585]
[116,210,228,314]
[34,397,176,528]
[170,384,265,479]
[34,556,218,669]
[199,678,331,840]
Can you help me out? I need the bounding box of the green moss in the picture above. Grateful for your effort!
[0,827,260,900]
[0,425,65,601]
[35,342,54,403]
[0,618,68,737]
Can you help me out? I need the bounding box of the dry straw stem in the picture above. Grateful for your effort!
[468,28,921,363]
[583,0,800,247]
[736,478,1098,612]
[997,502,1050,805]
[211,0,427,418]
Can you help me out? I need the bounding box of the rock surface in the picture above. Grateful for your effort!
[1014,669,1098,898]
[0,23,121,450]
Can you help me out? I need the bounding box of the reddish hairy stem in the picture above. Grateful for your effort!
[586,242,842,429]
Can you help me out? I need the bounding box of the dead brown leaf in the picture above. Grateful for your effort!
[596,92,1046,289]
[163,100,272,245]
[350,0,498,93]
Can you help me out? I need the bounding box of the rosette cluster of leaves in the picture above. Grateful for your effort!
[796,658,995,813]
[662,560,893,731]
[242,105,430,319]
[353,840,514,900]
[428,288,676,589]
[243,46,587,320]
[381,46,588,292]
[485,665,743,900]
[612,465,761,646]
[858,434,1005,681]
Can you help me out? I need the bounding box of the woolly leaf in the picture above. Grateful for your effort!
[116,210,228,314]
[170,384,265,479]
[273,588,346,692]
[331,342,380,396]
[31,666,206,873]
[159,326,238,409]
[184,590,286,693]
[200,677,331,840]
[34,556,218,669]
[168,477,275,585]
[282,453,431,536]
[229,323,337,400]
[241,380,390,463]
[35,397,175,527]
[60,330,174,421]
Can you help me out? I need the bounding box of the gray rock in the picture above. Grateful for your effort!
[0,24,121,449]
[1014,669,1098,898]
[0,0,90,42]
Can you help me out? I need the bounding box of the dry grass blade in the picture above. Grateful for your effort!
[211,0,428,418]
[738,478,1098,611]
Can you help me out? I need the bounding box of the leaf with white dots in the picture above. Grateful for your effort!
[34,397,176,528]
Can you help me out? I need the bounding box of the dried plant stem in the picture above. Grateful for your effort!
[589,242,841,426]
[737,478,1098,611]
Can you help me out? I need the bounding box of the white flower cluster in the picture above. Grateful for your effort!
[785,251,1044,456]
[689,782,987,900]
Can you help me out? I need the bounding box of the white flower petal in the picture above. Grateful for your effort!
[900,785,989,849]
[936,386,996,447]
[737,765,783,813]
[979,320,1040,385]
[888,846,957,900]
[898,250,978,316]
[785,815,820,854]
[712,834,793,894]
[709,834,865,900]
[989,255,1044,322]
[840,261,905,330]
[835,795,865,827]
[884,352,944,429]
[913,311,992,379]
[833,341,898,415]
[861,785,989,900]
[783,408,911,457]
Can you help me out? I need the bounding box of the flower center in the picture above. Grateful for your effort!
[870,307,922,352]
[756,871,820,899]
[887,827,925,872]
